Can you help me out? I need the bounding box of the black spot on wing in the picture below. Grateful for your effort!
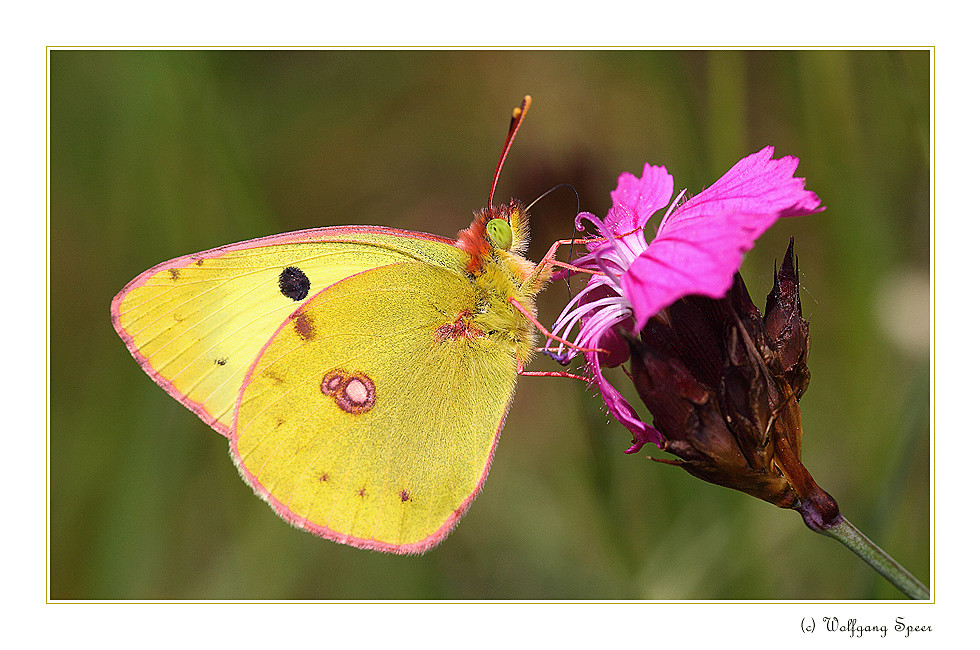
[279,266,311,301]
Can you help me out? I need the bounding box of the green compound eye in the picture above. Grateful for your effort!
[486,218,513,251]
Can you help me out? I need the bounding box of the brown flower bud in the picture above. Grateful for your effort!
[764,237,810,398]
[626,240,839,530]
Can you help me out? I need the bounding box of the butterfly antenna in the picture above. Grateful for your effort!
[526,183,578,212]
[488,95,531,210]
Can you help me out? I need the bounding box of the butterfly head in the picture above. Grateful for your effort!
[456,199,530,273]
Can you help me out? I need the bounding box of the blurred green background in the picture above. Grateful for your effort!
[50,50,930,600]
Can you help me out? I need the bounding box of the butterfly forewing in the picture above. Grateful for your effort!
[111,227,461,436]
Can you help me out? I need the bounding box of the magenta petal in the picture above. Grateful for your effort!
[655,146,822,238]
[624,147,823,332]
[606,164,674,234]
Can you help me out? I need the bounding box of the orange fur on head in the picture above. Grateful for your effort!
[455,209,494,274]
[455,200,527,274]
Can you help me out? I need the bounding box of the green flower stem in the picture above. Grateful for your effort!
[821,516,929,600]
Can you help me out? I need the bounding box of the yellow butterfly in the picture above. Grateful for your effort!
[111,96,556,553]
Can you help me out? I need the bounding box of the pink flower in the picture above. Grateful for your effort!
[552,146,824,453]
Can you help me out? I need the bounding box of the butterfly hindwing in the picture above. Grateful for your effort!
[232,262,519,553]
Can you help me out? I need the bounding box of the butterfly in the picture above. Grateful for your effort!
[111,96,559,554]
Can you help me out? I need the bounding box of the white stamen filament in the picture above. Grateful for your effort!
[552,190,686,364]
